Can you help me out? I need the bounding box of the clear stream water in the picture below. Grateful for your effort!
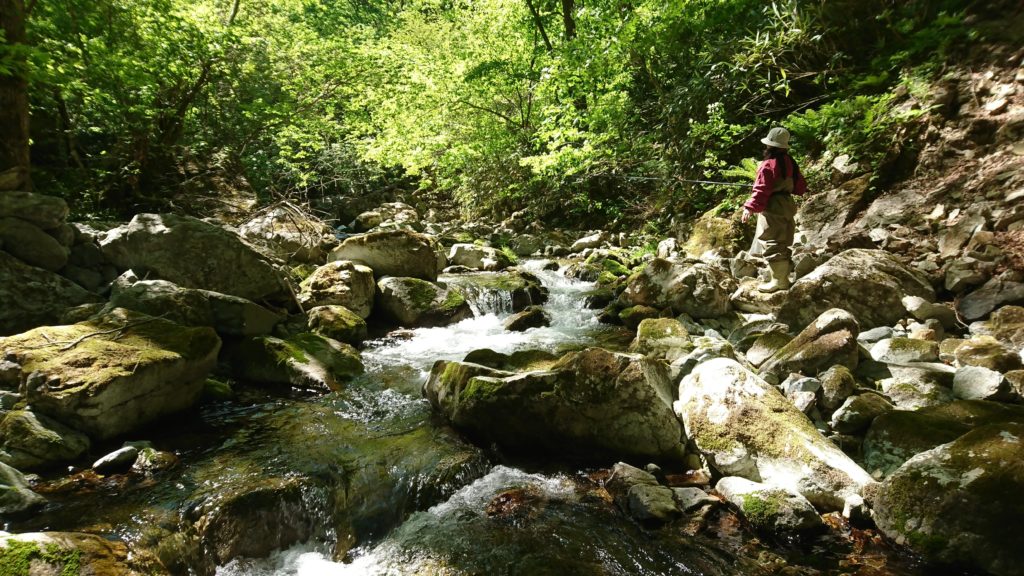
[13,261,944,575]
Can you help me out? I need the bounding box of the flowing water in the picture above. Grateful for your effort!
[13,261,933,575]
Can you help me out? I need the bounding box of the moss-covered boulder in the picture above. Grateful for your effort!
[0,410,90,471]
[376,277,472,328]
[0,251,102,337]
[0,308,220,440]
[110,279,282,336]
[715,476,824,536]
[777,249,934,331]
[447,243,514,271]
[460,349,558,373]
[328,229,444,281]
[829,392,894,435]
[228,332,363,391]
[676,358,875,511]
[683,210,745,258]
[238,206,334,264]
[0,532,142,575]
[629,318,692,361]
[620,258,737,319]
[424,348,686,462]
[0,461,45,514]
[869,337,939,364]
[298,260,376,319]
[972,305,1024,350]
[872,423,1024,575]
[618,305,660,331]
[100,213,289,303]
[953,335,1023,372]
[759,308,860,384]
[307,305,367,345]
[444,269,548,314]
[862,400,1024,478]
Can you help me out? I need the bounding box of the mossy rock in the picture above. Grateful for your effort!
[307,305,368,345]
[759,308,860,384]
[297,260,376,319]
[872,422,1024,575]
[683,211,745,258]
[228,332,363,391]
[677,358,875,511]
[376,277,473,328]
[0,410,90,471]
[0,308,220,440]
[954,336,1022,372]
[629,318,692,359]
[462,349,558,372]
[619,305,660,331]
[862,400,1024,478]
[0,532,139,576]
[717,476,824,536]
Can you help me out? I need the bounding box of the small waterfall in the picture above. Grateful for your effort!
[453,281,515,316]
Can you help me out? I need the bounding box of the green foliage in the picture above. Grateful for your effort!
[23,0,982,224]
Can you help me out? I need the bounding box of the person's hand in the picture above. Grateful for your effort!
[741,208,751,223]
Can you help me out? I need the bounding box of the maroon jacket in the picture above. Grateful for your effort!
[743,155,807,213]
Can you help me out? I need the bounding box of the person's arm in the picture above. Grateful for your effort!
[741,159,777,222]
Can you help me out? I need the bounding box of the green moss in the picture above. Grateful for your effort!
[602,259,629,276]
[404,278,441,310]
[742,492,783,530]
[462,376,506,402]
[441,287,467,311]
[597,271,618,286]
[0,540,81,576]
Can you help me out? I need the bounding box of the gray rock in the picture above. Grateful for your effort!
[729,281,788,314]
[954,335,1023,372]
[0,217,69,271]
[829,393,894,435]
[938,214,986,259]
[298,260,376,319]
[629,318,692,361]
[238,206,333,264]
[881,380,954,410]
[716,476,824,536]
[377,277,472,328]
[425,348,686,462]
[902,296,958,329]
[777,249,934,331]
[959,276,1024,321]
[0,462,45,514]
[945,257,988,292]
[503,306,550,332]
[857,326,895,344]
[0,410,91,470]
[953,365,1013,401]
[570,231,608,252]
[1,308,220,439]
[673,487,719,512]
[101,214,289,302]
[448,244,513,271]
[92,446,140,474]
[110,279,282,336]
[620,258,737,319]
[760,308,860,384]
[627,484,681,523]
[872,423,1024,575]
[819,365,857,411]
[870,338,939,364]
[329,229,444,281]
[676,358,875,511]
[306,305,367,345]
[745,331,792,368]
[0,191,69,229]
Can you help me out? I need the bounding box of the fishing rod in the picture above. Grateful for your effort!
[623,175,750,188]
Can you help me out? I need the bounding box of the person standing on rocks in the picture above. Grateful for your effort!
[740,127,807,292]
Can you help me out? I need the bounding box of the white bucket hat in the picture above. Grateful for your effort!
[761,127,790,149]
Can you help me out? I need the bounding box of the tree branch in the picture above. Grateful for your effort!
[524,0,553,52]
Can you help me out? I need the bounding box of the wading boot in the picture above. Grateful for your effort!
[757,260,792,293]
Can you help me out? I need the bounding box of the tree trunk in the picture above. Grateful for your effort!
[524,0,553,52]
[560,0,575,41]
[0,0,31,191]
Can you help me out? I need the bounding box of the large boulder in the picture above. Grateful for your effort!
[0,532,140,574]
[424,348,686,462]
[675,357,875,510]
[298,260,376,319]
[100,214,289,302]
[759,308,860,384]
[238,206,334,263]
[958,275,1024,321]
[0,308,220,439]
[862,400,1024,478]
[0,409,91,470]
[0,191,69,230]
[376,277,473,328]
[328,229,443,281]
[777,249,934,331]
[629,318,692,361]
[872,423,1024,575]
[0,251,102,336]
[307,305,367,345]
[228,333,363,391]
[0,216,69,271]
[110,279,282,336]
[620,258,737,319]
[0,461,45,514]
[447,244,513,271]
[972,305,1024,350]
[352,202,421,233]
